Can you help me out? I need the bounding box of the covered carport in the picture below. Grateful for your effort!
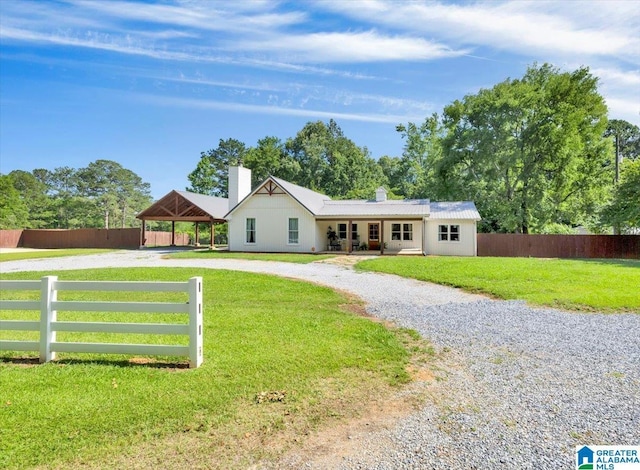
[136,190,228,248]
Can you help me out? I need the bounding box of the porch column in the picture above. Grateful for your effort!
[194,222,200,247]
[140,219,146,248]
[210,221,215,250]
[348,220,353,254]
[171,221,175,246]
[380,219,384,255]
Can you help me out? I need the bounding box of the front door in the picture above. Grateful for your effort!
[368,223,380,250]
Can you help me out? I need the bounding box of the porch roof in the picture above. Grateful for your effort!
[316,199,431,217]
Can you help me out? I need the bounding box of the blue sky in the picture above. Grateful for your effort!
[1,0,639,199]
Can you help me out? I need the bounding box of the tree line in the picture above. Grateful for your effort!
[0,160,152,230]
[188,64,639,234]
[2,63,638,234]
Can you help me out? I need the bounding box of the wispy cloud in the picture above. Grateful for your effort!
[136,93,424,124]
[68,0,307,33]
[0,0,468,67]
[233,30,468,63]
[319,0,640,61]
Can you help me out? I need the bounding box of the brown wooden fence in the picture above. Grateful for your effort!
[477,234,640,259]
[0,229,189,249]
[0,230,24,248]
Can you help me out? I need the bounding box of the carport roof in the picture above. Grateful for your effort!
[137,190,228,222]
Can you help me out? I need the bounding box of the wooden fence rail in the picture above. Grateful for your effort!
[0,276,203,368]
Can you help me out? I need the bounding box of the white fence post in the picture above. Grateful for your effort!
[40,276,57,363]
[188,277,203,369]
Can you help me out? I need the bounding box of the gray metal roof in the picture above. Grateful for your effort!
[270,176,331,214]
[429,201,481,220]
[175,190,230,219]
[317,199,431,217]
[225,176,480,221]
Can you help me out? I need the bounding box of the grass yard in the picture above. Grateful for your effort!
[167,249,336,264]
[0,248,114,262]
[0,267,424,469]
[356,256,640,313]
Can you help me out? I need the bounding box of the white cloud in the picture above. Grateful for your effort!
[319,0,640,61]
[233,30,468,62]
[592,67,640,87]
[605,97,640,123]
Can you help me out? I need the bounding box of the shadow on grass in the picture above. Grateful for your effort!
[578,258,640,269]
[0,355,190,369]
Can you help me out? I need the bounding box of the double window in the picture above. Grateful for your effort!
[337,223,358,241]
[391,223,413,241]
[246,218,256,243]
[438,224,460,242]
[288,218,299,244]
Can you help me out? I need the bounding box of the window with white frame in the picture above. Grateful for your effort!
[403,223,413,240]
[438,224,460,242]
[392,223,413,241]
[338,223,347,239]
[246,218,256,243]
[351,223,358,241]
[288,218,299,244]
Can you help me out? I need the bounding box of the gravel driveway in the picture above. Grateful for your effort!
[2,249,639,469]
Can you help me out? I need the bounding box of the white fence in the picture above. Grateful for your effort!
[0,276,203,368]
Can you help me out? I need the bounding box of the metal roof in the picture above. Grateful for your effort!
[317,199,431,217]
[137,190,229,221]
[224,175,481,221]
[269,176,331,214]
[429,201,481,220]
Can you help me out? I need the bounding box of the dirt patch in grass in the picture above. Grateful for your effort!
[55,329,441,470]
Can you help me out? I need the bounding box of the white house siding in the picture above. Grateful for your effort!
[382,220,423,251]
[425,219,477,256]
[228,193,317,252]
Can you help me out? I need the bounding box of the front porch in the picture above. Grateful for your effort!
[318,218,424,255]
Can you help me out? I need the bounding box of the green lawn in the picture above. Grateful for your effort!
[356,257,640,313]
[0,248,114,262]
[167,249,336,264]
[0,267,418,469]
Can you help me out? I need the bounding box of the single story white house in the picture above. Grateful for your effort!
[225,166,481,256]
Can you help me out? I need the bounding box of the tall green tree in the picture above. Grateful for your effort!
[187,138,248,196]
[0,174,29,229]
[376,155,404,197]
[439,63,610,233]
[244,136,299,186]
[600,159,640,233]
[8,170,54,228]
[45,166,84,228]
[395,114,443,199]
[76,160,152,228]
[285,120,385,198]
[605,119,640,163]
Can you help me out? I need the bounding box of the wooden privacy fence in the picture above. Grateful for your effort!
[0,276,203,368]
[477,234,640,259]
[0,229,190,249]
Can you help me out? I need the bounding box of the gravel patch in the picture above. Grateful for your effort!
[2,249,639,469]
